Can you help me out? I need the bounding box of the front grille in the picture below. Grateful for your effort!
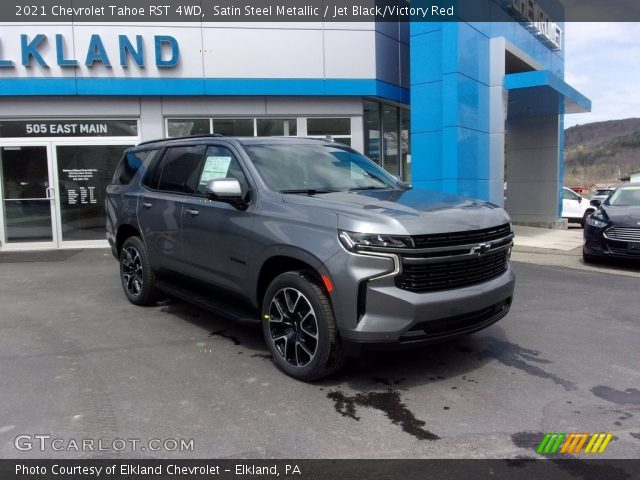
[604,227,640,242]
[393,224,513,293]
[396,250,509,293]
[412,223,511,249]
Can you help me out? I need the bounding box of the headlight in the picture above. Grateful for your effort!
[586,210,608,228]
[339,230,414,251]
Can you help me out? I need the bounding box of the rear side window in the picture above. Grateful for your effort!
[563,189,579,201]
[155,145,206,194]
[112,150,154,185]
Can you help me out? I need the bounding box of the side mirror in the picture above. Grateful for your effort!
[590,199,602,208]
[204,178,243,203]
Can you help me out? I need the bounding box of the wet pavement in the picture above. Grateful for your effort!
[0,249,638,459]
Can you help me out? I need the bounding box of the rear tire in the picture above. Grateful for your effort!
[262,271,344,381]
[119,236,158,306]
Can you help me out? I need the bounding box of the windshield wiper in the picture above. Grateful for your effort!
[280,189,337,195]
[348,186,391,191]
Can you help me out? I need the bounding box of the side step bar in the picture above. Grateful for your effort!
[156,278,260,326]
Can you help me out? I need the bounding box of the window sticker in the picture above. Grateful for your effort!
[199,156,232,186]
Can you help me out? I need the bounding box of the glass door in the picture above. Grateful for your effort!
[0,145,58,248]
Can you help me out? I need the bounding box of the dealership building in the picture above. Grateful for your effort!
[0,3,590,250]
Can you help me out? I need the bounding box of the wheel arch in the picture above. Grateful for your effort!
[254,247,332,310]
[116,224,141,252]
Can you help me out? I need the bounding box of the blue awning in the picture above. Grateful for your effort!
[504,70,591,117]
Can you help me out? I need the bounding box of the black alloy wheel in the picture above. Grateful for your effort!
[262,271,344,381]
[119,236,158,306]
[268,287,319,367]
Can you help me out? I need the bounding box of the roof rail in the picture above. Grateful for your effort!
[137,133,224,147]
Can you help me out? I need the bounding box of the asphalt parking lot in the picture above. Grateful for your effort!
[0,249,638,459]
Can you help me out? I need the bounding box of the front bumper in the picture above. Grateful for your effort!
[324,248,515,349]
[584,225,640,259]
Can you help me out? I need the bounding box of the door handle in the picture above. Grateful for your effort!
[45,187,55,200]
[184,209,199,217]
[142,202,153,209]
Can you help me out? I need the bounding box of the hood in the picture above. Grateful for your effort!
[601,205,640,227]
[282,188,510,235]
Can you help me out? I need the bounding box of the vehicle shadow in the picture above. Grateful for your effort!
[154,297,267,353]
[318,329,505,391]
[155,297,576,442]
[581,256,640,272]
[158,295,514,391]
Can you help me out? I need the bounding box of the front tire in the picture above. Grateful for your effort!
[262,271,343,381]
[119,236,158,306]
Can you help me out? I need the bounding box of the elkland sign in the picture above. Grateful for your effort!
[0,33,180,68]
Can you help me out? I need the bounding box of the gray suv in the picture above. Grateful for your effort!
[106,135,515,380]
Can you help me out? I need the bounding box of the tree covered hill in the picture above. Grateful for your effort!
[564,118,640,185]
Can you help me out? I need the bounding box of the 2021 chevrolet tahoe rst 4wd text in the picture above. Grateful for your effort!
[106,135,515,381]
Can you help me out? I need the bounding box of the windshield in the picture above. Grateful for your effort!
[595,189,613,196]
[244,143,400,193]
[607,186,640,206]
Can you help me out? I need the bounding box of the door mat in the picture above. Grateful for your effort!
[0,249,82,263]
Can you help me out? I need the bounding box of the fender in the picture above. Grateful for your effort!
[249,243,342,317]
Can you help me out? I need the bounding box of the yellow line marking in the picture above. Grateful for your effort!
[589,433,605,453]
[584,434,598,453]
[598,433,613,453]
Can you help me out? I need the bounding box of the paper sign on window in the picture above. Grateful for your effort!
[199,156,232,186]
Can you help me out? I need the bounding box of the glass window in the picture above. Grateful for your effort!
[382,104,400,176]
[142,151,163,190]
[608,186,640,206]
[257,119,297,136]
[401,108,411,183]
[197,146,249,196]
[363,101,381,165]
[167,119,210,137]
[306,118,351,146]
[157,145,206,194]
[112,150,154,185]
[307,118,350,136]
[57,145,133,241]
[244,143,398,193]
[562,189,579,200]
[212,119,254,136]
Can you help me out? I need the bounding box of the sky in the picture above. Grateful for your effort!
[564,23,640,128]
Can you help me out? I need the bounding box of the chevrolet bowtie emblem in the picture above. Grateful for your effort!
[471,243,491,255]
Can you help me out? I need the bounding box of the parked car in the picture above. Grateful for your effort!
[562,187,596,228]
[106,135,515,380]
[590,187,616,205]
[583,183,640,263]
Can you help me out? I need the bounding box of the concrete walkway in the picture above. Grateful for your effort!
[513,225,583,251]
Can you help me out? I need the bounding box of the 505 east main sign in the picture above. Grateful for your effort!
[0,33,180,68]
